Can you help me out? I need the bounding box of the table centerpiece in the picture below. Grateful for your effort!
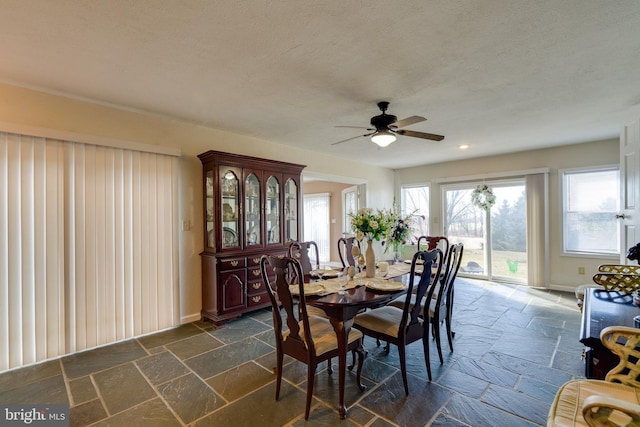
[349,207,392,278]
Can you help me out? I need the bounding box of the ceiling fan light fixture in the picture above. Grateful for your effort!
[371,131,396,147]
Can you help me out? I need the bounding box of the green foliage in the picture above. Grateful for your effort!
[491,194,526,252]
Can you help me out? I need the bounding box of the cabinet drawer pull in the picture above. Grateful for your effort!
[252,270,261,277]
[231,260,239,267]
[253,257,261,263]
[252,296,261,303]
[252,283,261,290]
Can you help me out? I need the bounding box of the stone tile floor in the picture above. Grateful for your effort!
[0,278,585,426]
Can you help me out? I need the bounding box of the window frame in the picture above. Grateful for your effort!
[400,183,430,242]
[560,165,620,258]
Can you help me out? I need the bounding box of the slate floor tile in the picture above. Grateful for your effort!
[207,361,274,402]
[0,373,68,404]
[137,323,204,349]
[208,316,271,344]
[62,339,148,379]
[69,399,107,427]
[437,367,489,398]
[359,371,453,427]
[185,336,274,379]
[92,363,156,415]
[481,384,549,425]
[91,398,180,426]
[0,359,61,393]
[164,332,224,360]
[444,393,537,427]
[193,381,308,426]
[136,351,190,385]
[0,278,589,426]
[157,373,224,424]
[69,376,97,405]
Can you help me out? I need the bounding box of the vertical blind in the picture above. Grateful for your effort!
[303,193,330,263]
[0,132,179,371]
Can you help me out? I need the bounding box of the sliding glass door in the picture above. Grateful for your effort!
[443,180,526,283]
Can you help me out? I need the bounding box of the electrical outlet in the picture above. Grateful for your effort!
[578,267,585,275]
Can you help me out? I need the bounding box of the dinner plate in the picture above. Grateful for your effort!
[404,259,425,265]
[289,283,325,296]
[310,269,340,279]
[364,281,406,292]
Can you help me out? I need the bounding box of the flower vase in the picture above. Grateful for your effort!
[394,246,402,264]
[365,239,375,278]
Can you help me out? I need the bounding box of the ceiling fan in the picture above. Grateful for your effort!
[332,101,444,147]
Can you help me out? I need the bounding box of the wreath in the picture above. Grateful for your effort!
[471,184,496,211]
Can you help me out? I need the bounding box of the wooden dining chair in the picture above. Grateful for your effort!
[416,235,450,267]
[260,255,366,420]
[288,241,320,281]
[337,237,361,268]
[426,243,464,363]
[353,249,443,392]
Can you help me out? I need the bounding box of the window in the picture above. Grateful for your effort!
[401,184,429,242]
[342,186,358,234]
[443,180,527,283]
[562,166,620,256]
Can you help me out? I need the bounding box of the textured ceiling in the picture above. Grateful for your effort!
[1,1,639,168]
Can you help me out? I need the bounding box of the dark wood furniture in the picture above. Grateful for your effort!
[580,288,640,379]
[288,241,319,282]
[260,255,366,420]
[427,243,463,363]
[353,250,443,394]
[198,150,305,326]
[307,278,408,418]
[337,237,361,268]
[416,235,450,266]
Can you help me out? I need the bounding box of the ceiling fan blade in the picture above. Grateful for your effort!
[389,115,427,129]
[335,125,374,130]
[331,132,374,146]
[396,129,445,141]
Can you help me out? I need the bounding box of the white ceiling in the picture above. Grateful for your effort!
[1,1,639,168]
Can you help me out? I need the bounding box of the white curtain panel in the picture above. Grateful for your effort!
[0,132,179,371]
[526,173,549,287]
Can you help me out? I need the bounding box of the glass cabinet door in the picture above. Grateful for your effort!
[266,175,280,244]
[205,170,215,248]
[221,169,240,249]
[285,178,298,242]
[245,173,261,247]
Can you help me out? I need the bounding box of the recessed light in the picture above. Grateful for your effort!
[458,144,470,150]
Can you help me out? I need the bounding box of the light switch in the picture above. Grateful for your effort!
[182,220,191,231]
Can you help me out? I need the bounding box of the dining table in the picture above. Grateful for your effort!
[305,261,419,419]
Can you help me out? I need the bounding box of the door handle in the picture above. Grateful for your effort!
[616,214,627,219]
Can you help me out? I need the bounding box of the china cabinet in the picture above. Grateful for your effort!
[199,150,305,326]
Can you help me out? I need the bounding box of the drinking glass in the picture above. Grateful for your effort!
[338,267,349,295]
[378,261,389,278]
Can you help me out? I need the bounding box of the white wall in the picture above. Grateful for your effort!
[394,139,620,291]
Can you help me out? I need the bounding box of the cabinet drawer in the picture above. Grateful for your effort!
[219,257,246,270]
[247,292,268,307]
[247,280,266,294]
[247,256,264,266]
[247,265,263,281]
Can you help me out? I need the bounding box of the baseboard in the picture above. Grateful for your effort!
[181,313,202,324]
[548,283,580,293]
